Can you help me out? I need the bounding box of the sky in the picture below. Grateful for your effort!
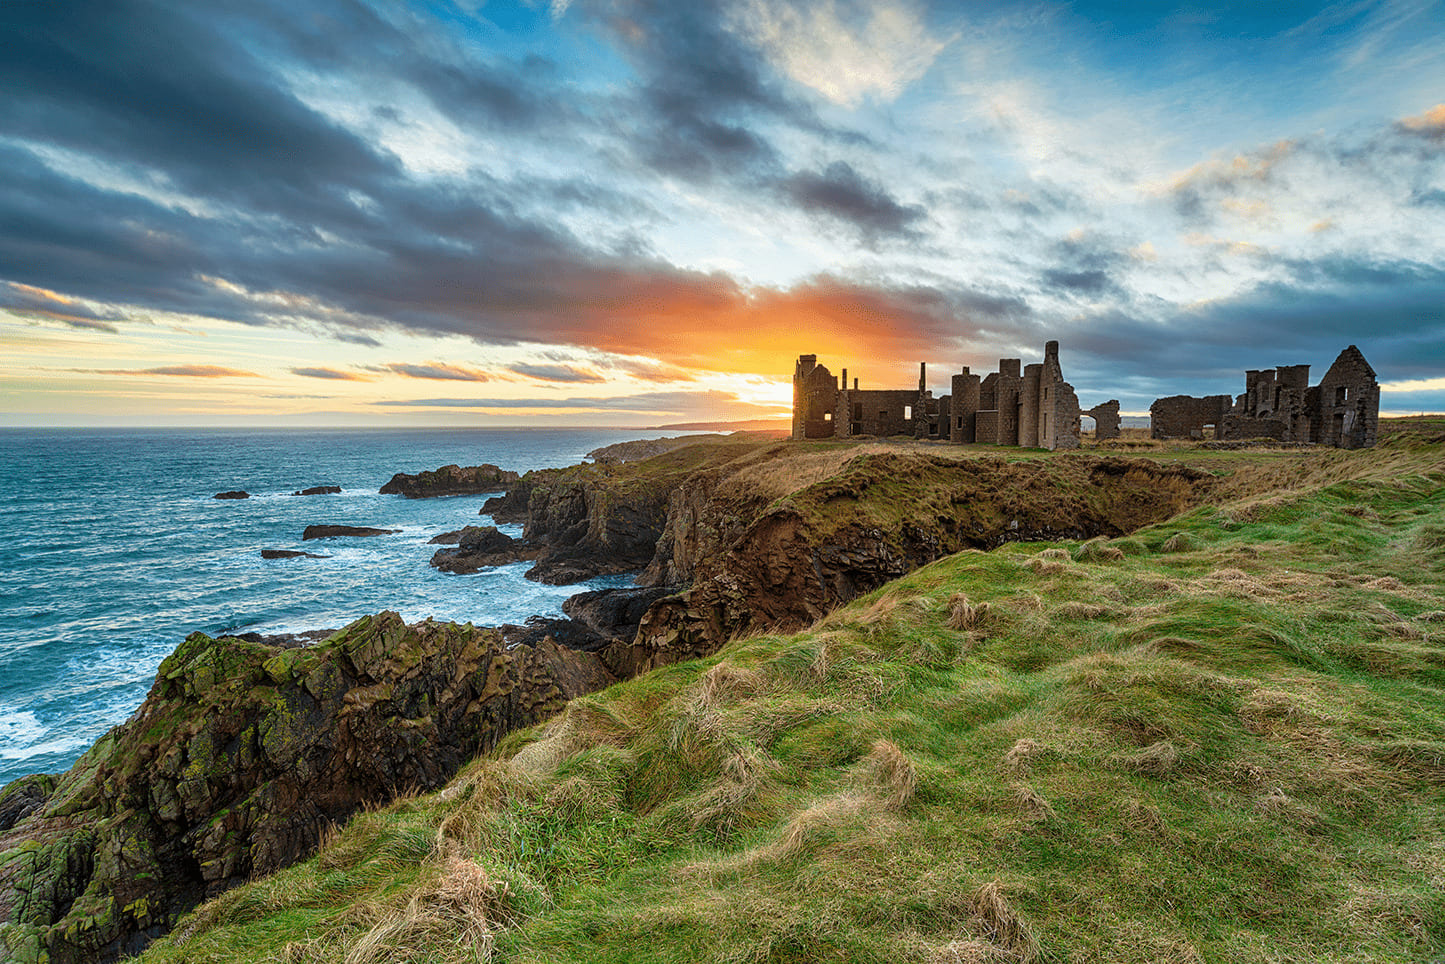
[1,0,1443,427]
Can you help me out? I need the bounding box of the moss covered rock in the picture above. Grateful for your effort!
[0,613,614,963]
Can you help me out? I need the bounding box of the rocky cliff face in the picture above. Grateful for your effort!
[481,443,759,585]
[607,453,1211,676]
[0,614,612,964]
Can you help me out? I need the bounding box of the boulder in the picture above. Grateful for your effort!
[291,485,341,496]
[301,525,399,540]
[380,464,519,499]
[260,549,330,560]
[213,491,249,500]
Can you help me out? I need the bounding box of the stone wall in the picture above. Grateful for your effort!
[1150,394,1233,439]
[1084,401,1121,440]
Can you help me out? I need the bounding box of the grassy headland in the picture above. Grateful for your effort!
[134,430,1445,964]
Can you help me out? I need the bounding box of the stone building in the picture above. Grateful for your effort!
[1148,345,1379,448]
[792,341,1121,450]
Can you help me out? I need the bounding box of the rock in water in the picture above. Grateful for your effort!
[0,613,615,964]
[301,525,399,540]
[291,485,341,496]
[379,464,519,499]
[429,525,536,573]
[213,491,249,499]
[260,549,330,559]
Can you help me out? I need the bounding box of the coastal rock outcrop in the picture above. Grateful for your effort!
[429,526,538,574]
[563,586,679,641]
[212,491,248,500]
[608,453,1212,677]
[260,549,330,560]
[0,613,614,964]
[479,445,736,585]
[379,464,519,499]
[301,525,399,540]
[291,485,341,496]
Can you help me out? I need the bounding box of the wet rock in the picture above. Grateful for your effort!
[479,486,530,523]
[499,615,605,652]
[213,491,249,500]
[563,586,679,641]
[260,549,330,560]
[0,613,615,964]
[301,525,399,540]
[291,485,341,496]
[380,464,519,499]
[429,526,537,574]
[0,773,55,834]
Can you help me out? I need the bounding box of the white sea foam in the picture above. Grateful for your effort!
[0,709,44,757]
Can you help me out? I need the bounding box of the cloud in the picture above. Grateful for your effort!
[780,161,925,241]
[290,366,371,380]
[1398,103,1445,139]
[730,0,949,107]
[605,358,697,382]
[0,281,121,331]
[508,362,606,383]
[75,365,262,377]
[374,388,789,419]
[377,362,495,381]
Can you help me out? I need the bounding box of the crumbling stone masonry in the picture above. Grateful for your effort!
[1148,345,1379,448]
[793,341,1120,451]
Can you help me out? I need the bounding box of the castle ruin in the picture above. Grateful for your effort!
[1149,345,1379,448]
[793,341,1121,451]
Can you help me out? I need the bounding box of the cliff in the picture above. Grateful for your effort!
[0,439,1303,963]
[129,435,1445,964]
[0,615,611,963]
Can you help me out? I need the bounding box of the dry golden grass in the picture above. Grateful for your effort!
[947,593,991,631]
[511,699,631,775]
[1023,557,1068,576]
[1124,739,1180,776]
[1013,784,1057,825]
[715,447,870,503]
[968,882,1042,964]
[923,939,1018,963]
[1055,601,1111,620]
[342,848,513,964]
[861,739,917,811]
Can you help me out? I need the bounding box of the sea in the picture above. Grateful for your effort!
[0,427,652,789]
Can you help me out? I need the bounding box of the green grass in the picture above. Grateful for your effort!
[136,445,1445,964]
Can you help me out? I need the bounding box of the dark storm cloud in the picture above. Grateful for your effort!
[0,2,397,228]
[780,161,926,242]
[585,0,792,182]
[0,0,938,369]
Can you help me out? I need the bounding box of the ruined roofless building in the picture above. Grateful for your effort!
[792,341,1121,451]
[1149,345,1379,448]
